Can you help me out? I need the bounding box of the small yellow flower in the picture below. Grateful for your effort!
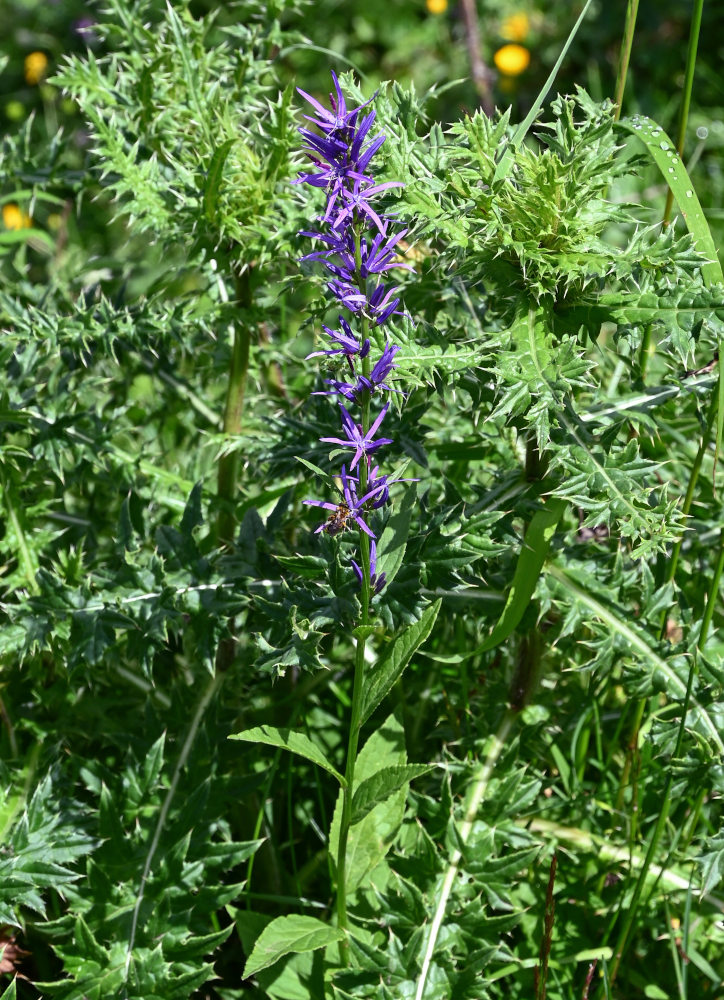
[24,51,48,86]
[2,203,32,230]
[426,0,448,13]
[494,43,531,76]
[500,12,530,42]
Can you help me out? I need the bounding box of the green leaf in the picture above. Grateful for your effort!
[360,599,441,725]
[547,564,724,755]
[0,228,55,251]
[618,116,724,474]
[228,725,346,786]
[351,764,433,825]
[329,712,408,893]
[235,912,320,1000]
[74,915,109,966]
[295,456,331,480]
[468,498,566,658]
[618,116,723,287]
[242,915,344,979]
[0,978,17,1000]
[203,139,235,224]
[493,0,595,184]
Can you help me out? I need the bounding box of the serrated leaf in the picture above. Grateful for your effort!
[351,765,433,824]
[229,725,345,786]
[242,915,344,978]
[360,599,441,725]
[547,565,724,754]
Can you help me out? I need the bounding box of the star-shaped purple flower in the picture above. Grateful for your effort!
[319,343,401,402]
[297,70,373,137]
[320,403,393,470]
[304,465,387,538]
[306,316,370,362]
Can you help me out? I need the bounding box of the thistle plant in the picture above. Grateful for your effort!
[3,2,724,998]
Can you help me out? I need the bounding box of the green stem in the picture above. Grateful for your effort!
[614,696,646,840]
[659,392,717,635]
[336,228,373,963]
[600,655,698,994]
[638,324,653,383]
[217,268,252,549]
[414,710,517,1000]
[699,528,724,649]
[613,0,640,120]
[663,0,705,225]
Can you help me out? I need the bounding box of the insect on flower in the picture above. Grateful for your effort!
[323,502,352,536]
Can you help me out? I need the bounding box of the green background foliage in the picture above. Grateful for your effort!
[1,0,723,998]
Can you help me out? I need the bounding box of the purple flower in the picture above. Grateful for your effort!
[351,540,387,595]
[304,465,386,538]
[320,403,393,470]
[332,178,404,233]
[320,343,401,401]
[306,317,370,362]
[301,226,412,284]
[327,279,368,314]
[361,229,414,279]
[297,71,373,136]
[366,283,403,325]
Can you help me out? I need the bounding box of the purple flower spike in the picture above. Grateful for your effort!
[297,72,416,586]
[320,403,393,470]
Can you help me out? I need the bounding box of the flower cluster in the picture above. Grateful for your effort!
[297,72,412,597]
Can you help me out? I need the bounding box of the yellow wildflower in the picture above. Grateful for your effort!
[500,12,530,42]
[494,43,530,76]
[24,51,48,86]
[426,0,448,13]
[2,203,32,230]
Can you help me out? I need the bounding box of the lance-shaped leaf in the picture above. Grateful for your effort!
[243,915,344,979]
[229,726,345,786]
[360,599,441,725]
[351,764,433,825]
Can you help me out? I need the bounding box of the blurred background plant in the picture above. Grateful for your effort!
[1,1,724,998]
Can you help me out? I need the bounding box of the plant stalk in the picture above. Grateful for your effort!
[663,0,705,225]
[659,391,717,635]
[699,528,724,649]
[414,710,516,1000]
[217,268,253,549]
[613,0,640,119]
[336,234,373,963]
